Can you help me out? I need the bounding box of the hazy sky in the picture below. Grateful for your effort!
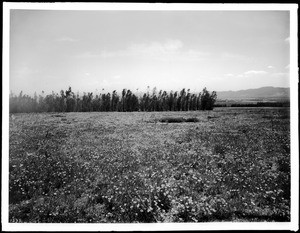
[9,9,290,95]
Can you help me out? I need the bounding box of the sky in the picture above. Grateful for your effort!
[9,9,290,96]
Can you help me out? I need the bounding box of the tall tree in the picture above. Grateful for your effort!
[200,88,217,110]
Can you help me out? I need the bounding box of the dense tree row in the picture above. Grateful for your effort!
[9,87,217,113]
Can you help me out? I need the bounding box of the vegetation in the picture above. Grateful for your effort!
[9,107,290,222]
[159,117,200,123]
[9,87,217,113]
[214,101,290,108]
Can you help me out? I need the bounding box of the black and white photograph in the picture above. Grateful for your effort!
[2,2,298,231]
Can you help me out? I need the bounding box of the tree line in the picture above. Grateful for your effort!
[214,102,290,108]
[9,87,217,113]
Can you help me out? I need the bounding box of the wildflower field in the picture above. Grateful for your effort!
[9,107,290,223]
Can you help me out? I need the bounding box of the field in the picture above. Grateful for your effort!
[9,107,290,223]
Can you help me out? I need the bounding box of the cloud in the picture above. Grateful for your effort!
[232,70,268,78]
[243,70,268,76]
[12,65,39,77]
[223,69,269,79]
[267,65,274,69]
[56,36,79,42]
[284,37,290,43]
[76,39,209,62]
[127,39,183,59]
[113,75,121,80]
[285,64,290,69]
[128,40,209,61]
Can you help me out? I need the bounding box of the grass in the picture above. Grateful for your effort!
[9,107,290,223]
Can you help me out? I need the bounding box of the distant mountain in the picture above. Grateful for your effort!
[217,86,290,100]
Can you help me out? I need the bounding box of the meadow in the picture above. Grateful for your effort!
[9,107,290,223]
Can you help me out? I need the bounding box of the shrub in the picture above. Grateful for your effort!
[185,117,199,123]
[159,117,199,123]
[159,117,185,123]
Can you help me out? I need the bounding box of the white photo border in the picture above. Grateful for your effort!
[2,2,298,231]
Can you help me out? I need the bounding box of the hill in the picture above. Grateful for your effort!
[217,86,290,101]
